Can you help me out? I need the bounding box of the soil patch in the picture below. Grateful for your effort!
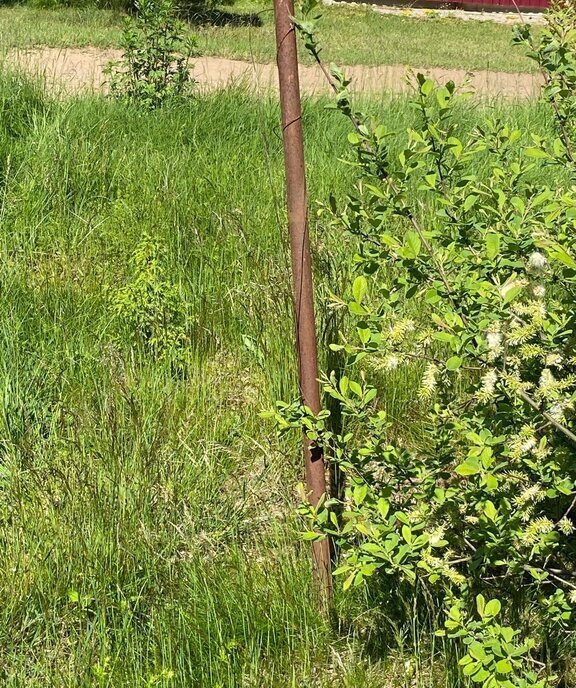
[9,47,542,98]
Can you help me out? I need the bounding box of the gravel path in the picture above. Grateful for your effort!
[9,47,542,98]
[324,1,546,25]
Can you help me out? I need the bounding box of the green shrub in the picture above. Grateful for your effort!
[105,0,196,109]
[270,2,576,685]
[111,234,191,366]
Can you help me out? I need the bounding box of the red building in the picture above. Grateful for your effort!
[428,0,548,7]
[472,0,548,6]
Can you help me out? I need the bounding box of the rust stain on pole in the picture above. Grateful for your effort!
[273,0,332,602]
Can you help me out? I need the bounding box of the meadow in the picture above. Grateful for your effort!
[0,44,560,685]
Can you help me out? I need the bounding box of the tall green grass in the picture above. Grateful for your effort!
[0,72,555,686]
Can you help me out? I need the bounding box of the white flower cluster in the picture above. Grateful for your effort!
[366,461,388,485]
[514,483,545,508]
[389,318,415,343]
[535,367,576,414]
[476,369,498,403]
[486,323,502,361]
[418,362,438,399]
[527,251,548,273]
[383,354,400,371]
[548,399,573,423]
[545,353,563,368]
[508,425,538,461]
[521,516,555,545]
[539,368,557,398]
[515,299,547,321]
[558,517,575,536]
[420,550,466,587]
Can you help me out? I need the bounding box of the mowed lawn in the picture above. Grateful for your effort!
[0,2,537,72]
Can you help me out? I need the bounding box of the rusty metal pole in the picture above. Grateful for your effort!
[273,0,332,603]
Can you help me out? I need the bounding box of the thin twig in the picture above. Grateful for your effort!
[561,493,576,521]
[517,389,576,447]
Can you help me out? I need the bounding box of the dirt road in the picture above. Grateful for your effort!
[9,47,542,98]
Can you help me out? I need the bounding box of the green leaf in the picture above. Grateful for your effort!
[464,194,478,212]
[358,327,371,345]
[469,642,487,662]
[553,137,565,158]
[484,500,498,522]
[484,599,502,619]
[503,285,523,304]
[549,245,576,269]
[447,136,463,158]
[343,572,355,591]
[436,86,451,109]
[349,380,363,397]
[352,276,367,304]
[353,484,369,505]
[456,458,481,476]
[496,659,512,674]
[364,387,377,403]
[486,233,500,260]
[402,525,413,544]
[420,77,434,96]
[348,301,368,316]
[403,230,421,259]
[525,146,551,159]
[332,565,351,576]
[476,594,486,616]
[471,667,489,682]
[463,660,480,676]
[433,332,455,343]
[395,511,410,525]
[377,498,390,519]
[484,473,499,491]
[301,531,322,541]
[365,183,386,199]
[446,356,463,371]
[447,605,462,621]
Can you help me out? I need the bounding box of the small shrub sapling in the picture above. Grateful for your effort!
[106,0,196,109]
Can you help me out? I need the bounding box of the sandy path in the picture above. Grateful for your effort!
[8,47,542,98]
